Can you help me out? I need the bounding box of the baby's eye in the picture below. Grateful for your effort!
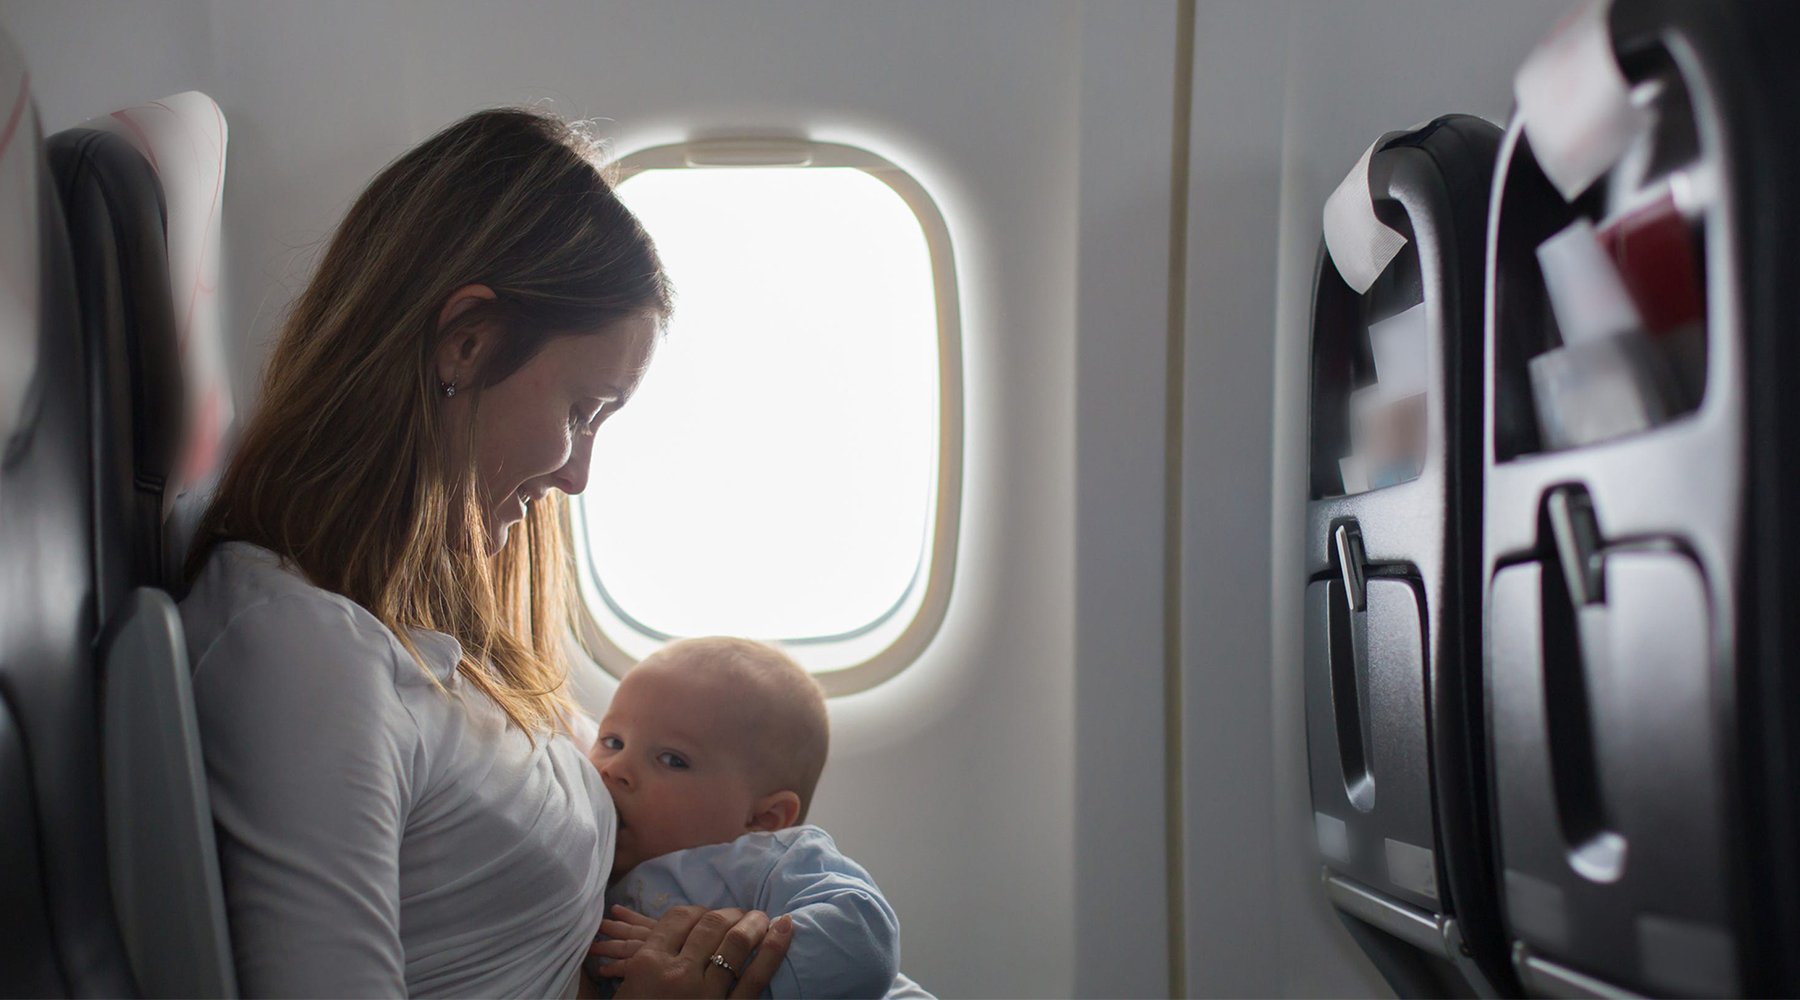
[596,735,623,752]
[657,751,689,770]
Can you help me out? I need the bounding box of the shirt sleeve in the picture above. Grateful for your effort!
[190,594,422,998]
[759,830,901,1000]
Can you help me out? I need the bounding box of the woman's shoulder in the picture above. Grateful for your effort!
[180,541,422,688]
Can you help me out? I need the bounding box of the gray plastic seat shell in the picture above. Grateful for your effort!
[101,586,237,999]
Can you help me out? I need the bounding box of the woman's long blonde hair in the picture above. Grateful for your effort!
[187,108,670,736]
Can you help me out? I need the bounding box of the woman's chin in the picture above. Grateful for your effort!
[482,499,527,554]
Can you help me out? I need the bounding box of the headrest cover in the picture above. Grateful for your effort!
[89,92,232,495]
[0,29,41,451]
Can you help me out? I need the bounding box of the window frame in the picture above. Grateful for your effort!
[567,137,964,697]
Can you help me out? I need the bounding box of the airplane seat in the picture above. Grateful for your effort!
[47,92,237,999]
[0,27,138,997]
[95,93,235,587]
[52,91,232,606]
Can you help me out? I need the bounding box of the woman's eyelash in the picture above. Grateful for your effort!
[569,404,605,433]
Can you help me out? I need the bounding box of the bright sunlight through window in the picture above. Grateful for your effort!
[570,141,962,694]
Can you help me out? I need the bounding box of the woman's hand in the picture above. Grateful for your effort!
[593,904,795,999]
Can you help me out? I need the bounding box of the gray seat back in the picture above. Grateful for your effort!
[0,27,137,997]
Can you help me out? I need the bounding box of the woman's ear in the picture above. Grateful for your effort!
[434,284,499,387]
[747,790,802,833]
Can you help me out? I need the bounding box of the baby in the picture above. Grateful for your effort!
[586,637,929,999]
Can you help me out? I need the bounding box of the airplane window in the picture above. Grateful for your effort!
[571,140,962,695]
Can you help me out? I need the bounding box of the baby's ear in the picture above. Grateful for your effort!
[748,790,802,832]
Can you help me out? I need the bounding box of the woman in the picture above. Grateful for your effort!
[180,108,788,997]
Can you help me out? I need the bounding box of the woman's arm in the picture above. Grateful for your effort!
[191,595,420,996]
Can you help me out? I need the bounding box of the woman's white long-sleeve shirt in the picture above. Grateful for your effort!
[181,542,615,997]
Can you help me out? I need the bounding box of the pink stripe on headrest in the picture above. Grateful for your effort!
[110,109,160,173]
[0,72,30,163]
[180,385,222,483]
[0,74,32,313]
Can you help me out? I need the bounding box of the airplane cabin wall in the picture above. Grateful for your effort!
[1071,4,1183,997]
[2,0,1609,996]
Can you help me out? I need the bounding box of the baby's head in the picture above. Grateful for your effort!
[592,637,829,878]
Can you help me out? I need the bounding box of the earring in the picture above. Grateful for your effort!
[441,380,457,398]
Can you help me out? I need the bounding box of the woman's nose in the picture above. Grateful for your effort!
[550,431,596,496]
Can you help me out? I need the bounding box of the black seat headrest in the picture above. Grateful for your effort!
[47,128,185,608]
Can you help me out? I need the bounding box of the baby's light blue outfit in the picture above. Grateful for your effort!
[608,826,931,999]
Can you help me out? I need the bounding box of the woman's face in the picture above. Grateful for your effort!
[443,307,659,552]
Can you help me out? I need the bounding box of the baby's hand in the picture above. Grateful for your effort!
[585,904,656,979]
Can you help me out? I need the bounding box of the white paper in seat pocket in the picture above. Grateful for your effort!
[1368,303,1428,395]
[1514,0,1651,201]
[1323,136,1408,295]
[1537,218,1643,344]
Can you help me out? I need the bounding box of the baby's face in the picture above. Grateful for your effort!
[592,662,765,876]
